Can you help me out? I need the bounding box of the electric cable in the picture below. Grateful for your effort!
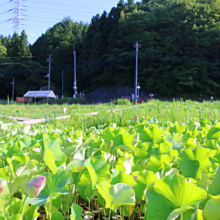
[25,9,96,16]
[24,6,95,14]
[0,1,9,7]
[23,0,107,10]
[0,27,12,32]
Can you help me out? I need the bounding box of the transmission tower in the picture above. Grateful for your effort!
[12,0,21,35]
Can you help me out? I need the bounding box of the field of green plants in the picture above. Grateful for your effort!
[0,103,123,122]
[0,100,220,220]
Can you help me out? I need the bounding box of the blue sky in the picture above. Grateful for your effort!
[0,0,137,45]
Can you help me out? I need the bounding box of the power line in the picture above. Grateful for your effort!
[0,2,9,7]
[23,19,58,24]
[23,0,107,10]
[0,9,13,15]
[25,6,95,14]
[0,19,12,24]
[0,27,12,32]
[25,9,95,16]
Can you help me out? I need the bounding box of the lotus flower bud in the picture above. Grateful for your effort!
[110,140,114,148]
[26,176,46,198]
[134,116,138,122]
[0,180,6,195]
[134,175,138,180]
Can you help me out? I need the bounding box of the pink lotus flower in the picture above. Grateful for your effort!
[26,176,46,198]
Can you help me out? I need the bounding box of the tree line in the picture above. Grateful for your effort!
[1,0,220,99]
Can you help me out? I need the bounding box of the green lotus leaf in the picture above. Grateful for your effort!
[178,147,211,179]
[46,138,66,167]
[119,205,135,217]
[210,166,220,195]
[102,127,116,143]
[147,174,207,220]
[84,158,110,182]
[15,160,42,177]
[5,198,22,217]
[140,126,162,143]
[26,170,72,206]
[51,212,64,220]
[134,142,152,165]
[111,169,136,186]
[78,166,98,201]
[116,155,133,174]
[204,198,220,220]
[23,205,39,220]
[8,215,22,220]
[70,204,83,220]
[132,170,158,200]
[147,155,171,174]
[19,136,39,152]
[207,127,220,140]
[43,147,57,174]
[66,160,85,173]
[113,133,134,151]
[169,124,186,134]
[96,181,135,210]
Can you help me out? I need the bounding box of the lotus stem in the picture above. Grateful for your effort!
[48,198,52,220]
[181,213,183,220]
[109,205,112,220]
[21,194,28,219]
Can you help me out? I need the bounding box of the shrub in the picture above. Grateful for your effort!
[113,98,131,105]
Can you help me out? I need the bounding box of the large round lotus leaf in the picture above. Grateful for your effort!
[26,170,72,206]
[96,181,135,210]
[134,142,152,165]
[147,174,207,220]
[207,127,220,140]
[70,204,83,220]
[147,155,171,174]
[84,158,110,182]
[177,147,211,179]
[211,166,220,195]
[78,166,98,201]
[111,169,136,186]
[102,127,116,143]
[140,126,162,143]
[132,170,158,200]
[204,198,220,220]
[113,133,134,150]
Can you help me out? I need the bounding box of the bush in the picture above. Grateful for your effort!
[113,98,131,105]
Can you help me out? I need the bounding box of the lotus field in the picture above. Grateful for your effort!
[0,101,220,220]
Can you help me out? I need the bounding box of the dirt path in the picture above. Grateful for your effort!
[2,109,121,126]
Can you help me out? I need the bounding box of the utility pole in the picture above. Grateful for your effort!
[62,69,64,98]
[134,41,141,104]
[73,43,77,98]
[11,77,15,101]
[45,54,52,90]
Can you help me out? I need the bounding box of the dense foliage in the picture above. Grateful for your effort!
[1,0,220,98]
[1,101,220,219]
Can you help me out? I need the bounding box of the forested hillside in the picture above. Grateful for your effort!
[1,0,220,98]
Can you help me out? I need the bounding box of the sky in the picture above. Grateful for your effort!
[0,0,137,45]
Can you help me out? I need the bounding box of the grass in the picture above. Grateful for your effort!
[39,100,220,128]
[0,102,126,120]
[1,100,219,128]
